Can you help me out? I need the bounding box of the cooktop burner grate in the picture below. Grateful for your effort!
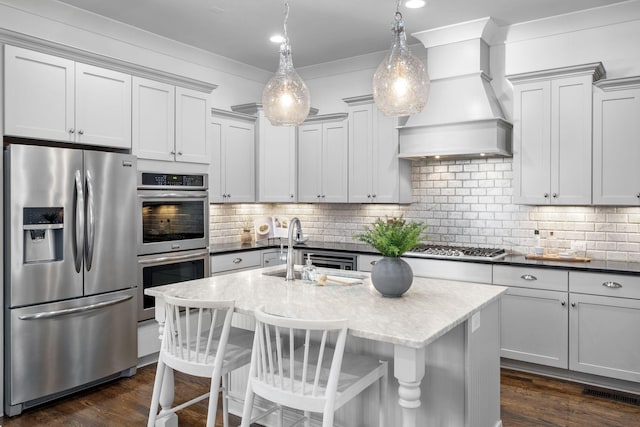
[408,244,507,260]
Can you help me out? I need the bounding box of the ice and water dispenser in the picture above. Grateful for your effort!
[23,207,64,263]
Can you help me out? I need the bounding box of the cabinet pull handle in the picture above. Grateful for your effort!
[520,274,537,281]
[233,258,242,264]
[602,281,622,289]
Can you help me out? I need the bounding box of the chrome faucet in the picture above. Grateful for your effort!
[286,217,303,281]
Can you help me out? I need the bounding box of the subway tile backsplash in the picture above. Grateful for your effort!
[210,158,640,262]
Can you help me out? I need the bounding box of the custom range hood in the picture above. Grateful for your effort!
[399,17,512,159]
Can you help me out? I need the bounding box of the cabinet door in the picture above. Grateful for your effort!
[513,81,552,204]
[593,86,640,204]
[500,287,568,368]
[298,124,323,203]
[209,119,224,203]
[569,293,640,382]
[551,76,592,205]
[348,103,373,203]
[257,119,297,202]
[373,110,405,203]
[175,87,210,164]
[321,121,348,203]
[75,63,131,149]
[224,120,255,203]
[4,45,74,142]
[132,77,175,162]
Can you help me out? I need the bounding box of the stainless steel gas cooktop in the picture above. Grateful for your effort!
[407,244,507,261]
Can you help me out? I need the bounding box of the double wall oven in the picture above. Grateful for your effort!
[137,172,210,321]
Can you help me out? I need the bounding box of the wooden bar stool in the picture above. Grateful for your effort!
[241,308,388,427]
[148,295,253,427]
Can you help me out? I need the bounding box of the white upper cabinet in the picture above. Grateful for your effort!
[4,45,131,149]
[344,95,411,204]
[133,77,210,164]
[132,77,175,161]
[592,77,640,205]
[297,114,349,203]
[175,87,210,163]
[231,103,299,203]
[210,109,256,203]
[508,63,605,205]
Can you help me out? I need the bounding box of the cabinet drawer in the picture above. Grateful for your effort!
[210,251,262,275]
[404,258,492,284]
[570,271,640,299]
[493,265,568,291]
[358,254,381,272]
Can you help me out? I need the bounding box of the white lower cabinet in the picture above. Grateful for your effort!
[569,271,640,382]
[493,265,569,368]
[210,250,262,276]
[500,287,568,368]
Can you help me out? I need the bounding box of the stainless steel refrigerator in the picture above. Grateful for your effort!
[4,144,138,416]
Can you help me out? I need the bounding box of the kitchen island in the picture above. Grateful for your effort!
[146,265,507,427]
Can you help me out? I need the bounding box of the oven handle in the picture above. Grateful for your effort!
[18,295,133,320]
[139,251,209,265]
[138,192,208,199]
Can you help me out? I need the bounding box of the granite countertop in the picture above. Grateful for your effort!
[211,240,640,275]
[146,265,507,349]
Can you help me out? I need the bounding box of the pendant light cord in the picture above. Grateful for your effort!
[283,2,290,44]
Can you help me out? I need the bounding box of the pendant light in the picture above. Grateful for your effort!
[373,0,430,117]
[262,1,311,126]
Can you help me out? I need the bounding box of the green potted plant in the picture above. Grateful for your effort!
[353,216,428,297]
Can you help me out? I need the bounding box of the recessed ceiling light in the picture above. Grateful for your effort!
[270,34,285,43]
[405,0,426,8]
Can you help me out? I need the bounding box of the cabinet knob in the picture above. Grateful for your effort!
[177,151,183,155]
[552,193,558,198]
[290,194,294,198]
[78,129,84,135]
[370,260,377,265]
[227,194,231,198]
[544,193,549,198]
[571,302,576,308]
[317,194,321,198]
[561,301,566,306]
[322,195,326,198]
[170,150,176,155]
[367,194,371,198]
[233,257,242,264]
[372,194,376,198]
[636,193,640,198]
[68,128,75,134]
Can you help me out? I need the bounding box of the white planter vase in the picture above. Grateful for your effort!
[371,256,413,297]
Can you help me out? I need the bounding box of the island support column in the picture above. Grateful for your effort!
[394,345,426,427]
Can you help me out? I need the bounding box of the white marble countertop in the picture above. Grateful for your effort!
[146,265,507,349]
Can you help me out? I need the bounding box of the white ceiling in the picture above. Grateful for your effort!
[55,0,628,71]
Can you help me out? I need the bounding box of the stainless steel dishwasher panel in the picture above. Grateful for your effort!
[6,288,137,411]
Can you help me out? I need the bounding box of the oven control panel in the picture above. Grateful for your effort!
[139,172,207,189]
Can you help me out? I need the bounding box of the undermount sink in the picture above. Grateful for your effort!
[262,269,302,279]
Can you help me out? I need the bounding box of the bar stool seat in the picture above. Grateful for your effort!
[148,295,253,427]
[241,308,388,427]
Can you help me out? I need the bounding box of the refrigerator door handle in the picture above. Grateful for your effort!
[17,295,133,320]
[74,170,85,273]
[85,169,95,271]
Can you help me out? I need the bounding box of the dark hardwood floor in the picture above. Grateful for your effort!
[1,365,639,426]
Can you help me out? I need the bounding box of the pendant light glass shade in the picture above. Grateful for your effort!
[373,10,430,117]
[262,2,310,126]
